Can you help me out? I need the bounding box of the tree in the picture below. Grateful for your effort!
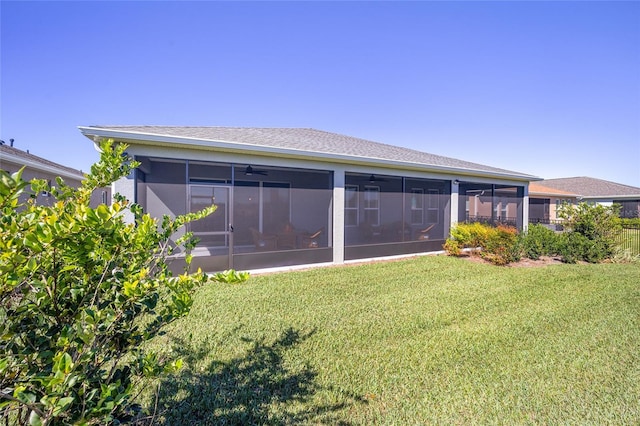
[0,140,247,425]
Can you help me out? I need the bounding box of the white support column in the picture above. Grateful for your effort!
[522,184,529,232]
[114,171,136,223]
[332,168,346,264]
[449,180,460,235]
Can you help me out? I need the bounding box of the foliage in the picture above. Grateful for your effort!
[556,202,622,263]
[445,204,626,265]
[443,222,488,256]
[211,269,251,284]
[521,223,558,260]
[0,140,248,425]
[480,224,522,265]
[444,222,520,265]
[442,238,462,256]
[611,247,640,264]
[618,217,640,228]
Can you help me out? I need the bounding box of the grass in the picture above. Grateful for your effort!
[142,255,640,425]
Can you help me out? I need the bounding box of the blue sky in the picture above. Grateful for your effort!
[2,1,639,186]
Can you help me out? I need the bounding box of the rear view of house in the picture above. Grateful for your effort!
[79,126,537,272]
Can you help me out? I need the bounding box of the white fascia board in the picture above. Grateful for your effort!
[582,195,640,201]
[79,126,539,183]
[2,151,85,181]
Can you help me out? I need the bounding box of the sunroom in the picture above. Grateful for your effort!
[79,126,536,273]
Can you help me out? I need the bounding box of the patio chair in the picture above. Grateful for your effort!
[417,223,436,240]
[301,227,324,248]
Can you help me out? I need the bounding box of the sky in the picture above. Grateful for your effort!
[1,1,639,187]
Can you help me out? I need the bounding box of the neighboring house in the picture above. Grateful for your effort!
[0,142,110,207]
[79,125,539,272]
[528,182,578,224]
[538,177,640,219]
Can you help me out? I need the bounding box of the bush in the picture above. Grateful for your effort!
[618,217,640,228]
[481,224,522,265]
[521,224,559,260]
[444,222,520,265]
[556,232,603,264]
[0,141,248,425]
[445,222,491,256]
[557,202,621,263]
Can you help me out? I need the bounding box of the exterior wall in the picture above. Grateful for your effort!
[615,199,640,218]
[586,198,640,218]
[529,195,575,223]
[530,195,640,222]
[2,162,83,206]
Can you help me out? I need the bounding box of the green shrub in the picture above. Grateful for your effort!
[557,202,621,263]
[445,222,520,265]
[556,232,607,264]
[447,222,491,255]
[443,238,462,256]
[522,224,559,260]
[618,217,640,228]
[481,224,521,265]
[0,141,248,425]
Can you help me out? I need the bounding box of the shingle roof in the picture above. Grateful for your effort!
[0,144,85,178]
[81,125,537,180]
[529,182,578,197]
[540,177,640,198]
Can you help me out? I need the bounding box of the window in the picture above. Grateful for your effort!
[427,189,439,223]
[345,185,359,226]
[410,189,424,224]
[363,186,380,226]
[493,198,510,220]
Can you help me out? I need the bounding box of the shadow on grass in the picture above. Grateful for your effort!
[148,327,362,425]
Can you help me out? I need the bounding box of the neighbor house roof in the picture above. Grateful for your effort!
[78,125,538,181]
[0,144,85,180]
[528,182,578,197]
[539,177,640,199]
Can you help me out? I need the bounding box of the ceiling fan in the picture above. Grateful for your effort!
[244,165,268,176]
[367,174,388,183]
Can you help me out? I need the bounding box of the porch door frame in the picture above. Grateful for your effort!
[188,183,234,269]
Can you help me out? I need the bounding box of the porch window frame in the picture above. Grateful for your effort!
[410,188,424,225]
[363,185,380,226]
[345,184,359,227]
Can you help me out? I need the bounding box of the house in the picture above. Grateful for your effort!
[78,126,538,272]
[528,182,578,225]
[0,141,111,207]
[538,177,640,219]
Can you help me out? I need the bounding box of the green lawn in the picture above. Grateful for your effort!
[143,256,640,425]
